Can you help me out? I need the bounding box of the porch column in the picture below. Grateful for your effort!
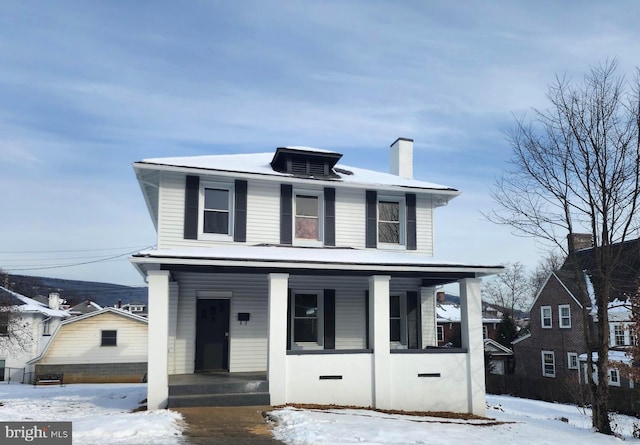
[147,270,171,410]
[421,287,437,347]
[268,273,289,405]
[369,275,391,409]
[460,277,485,416]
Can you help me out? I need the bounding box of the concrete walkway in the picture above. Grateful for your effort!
[174,405,283,445]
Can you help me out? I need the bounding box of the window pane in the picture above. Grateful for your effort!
[390,319,401,342]
[294,319,317,342]
[295,294,317,318]
[296,195,318,217]
[379,222,400,243]
[389,295,400,317]
[102,330,117,346]
[204,211,229,234]
[204,188,229,211]
[295,217,319,239]
[379,201,399,222]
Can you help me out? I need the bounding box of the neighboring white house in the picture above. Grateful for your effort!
[29,307,148,383]
[0,286,69,383]
[130,138,503,414]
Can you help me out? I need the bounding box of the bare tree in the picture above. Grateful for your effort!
[485,60,640,434]
[529,251,565,295]
[0,289,35,357]
[482,262,533,318]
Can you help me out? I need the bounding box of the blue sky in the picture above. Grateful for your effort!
[1,1,640,287]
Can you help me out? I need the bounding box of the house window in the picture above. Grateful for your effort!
[389,295,403,343]
[482,325,488,339]
[292,292,322,346]
[542,350,555,377]
[0,312,9,336]
[101,330,117,347]
[541,306,552,328]
[42,319,51,336]
[567,352,578,369]
[200,182,233,237]
[559,305,571,328]
[378,196,405,245]
[294,192,322,242]
[614,324,625,346]
[609,369,620,387]
[437,325,444,342]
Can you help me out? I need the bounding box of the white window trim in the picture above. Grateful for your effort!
[613,323,625,346]
[609,368,621,387]
[290,290,324,351]
[293,189,324,247]
[389,294,407,349]
[567,352,578,369]
[559,304,571,329]
[541,306,552,329]
[542,350,556,377]
[198,180,234,241]
[377,194,406,248]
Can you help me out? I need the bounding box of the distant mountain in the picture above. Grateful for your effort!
[1,274,147,308]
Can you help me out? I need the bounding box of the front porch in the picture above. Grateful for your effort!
[137,248,502,416]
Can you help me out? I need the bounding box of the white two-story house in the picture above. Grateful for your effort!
[130,138,503,414]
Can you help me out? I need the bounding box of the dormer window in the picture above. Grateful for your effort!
[271,146,342,178]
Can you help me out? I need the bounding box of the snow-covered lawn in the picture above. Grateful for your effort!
[1,383,639,444]
[0,383,184,444]
[269,395,640,444]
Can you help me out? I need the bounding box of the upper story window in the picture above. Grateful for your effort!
[199,182,234,239]
[567,352,578,369]
[101,330,117,347]
[608,369,620,386]
[614,324,625,346]
[294,191,323,244]
[559,305,571,328]
[541,306,552,329]
[378,196,405,246]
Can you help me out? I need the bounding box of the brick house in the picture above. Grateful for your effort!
[513,235,639,385]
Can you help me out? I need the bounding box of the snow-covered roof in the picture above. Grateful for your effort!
[436,303,502,323]
[608,298,632,322]
[578,350,631,365]
[0,286,69,318]
[132,245,503,276]
[62,307,148,325]
[137,152,457,192]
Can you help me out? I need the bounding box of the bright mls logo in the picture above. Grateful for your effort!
[0,422,71,444]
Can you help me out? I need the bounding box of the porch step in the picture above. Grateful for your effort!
[168,392,270,408]
[169,380,269,397]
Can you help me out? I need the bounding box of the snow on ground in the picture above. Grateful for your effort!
[270,395,640,444]
[0,383,185,444]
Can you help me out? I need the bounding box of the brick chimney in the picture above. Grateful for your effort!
[568,233,593,253]
[390,137,413,179]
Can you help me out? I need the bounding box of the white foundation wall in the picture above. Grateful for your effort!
[389,353,470,412]
[286,353,374,406]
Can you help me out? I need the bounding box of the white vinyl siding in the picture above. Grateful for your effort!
[37,313,147,365]
[335,188,366,248]
[156,171,436,254]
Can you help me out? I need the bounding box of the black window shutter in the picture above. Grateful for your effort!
[280,184,293,245]
[406,193,417,250]
[324,289,336,350]
[406,291,421,349]
[184,175,200,240]
[365,190,377,248]
[324,188,336,246]
[287,289,292,351]
[234,180,248,242]
[364,290,370,349]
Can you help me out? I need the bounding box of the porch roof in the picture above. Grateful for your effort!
[131,245,504,285]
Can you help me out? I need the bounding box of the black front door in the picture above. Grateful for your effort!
[195,299,230,371]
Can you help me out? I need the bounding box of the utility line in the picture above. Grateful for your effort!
[0,245,153,254]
